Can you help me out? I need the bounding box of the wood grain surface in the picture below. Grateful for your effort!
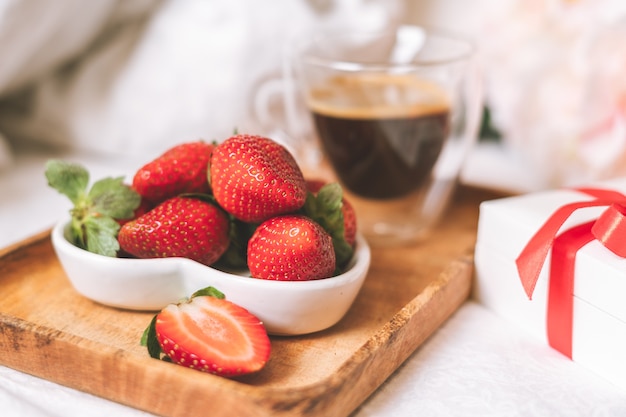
[0,186,497,417]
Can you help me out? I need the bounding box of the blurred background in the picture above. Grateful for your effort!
[409,0,626,191]
[0,0,625,194]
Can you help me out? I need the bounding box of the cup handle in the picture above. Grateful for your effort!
[251,72,320,169]
[253,77,286,132]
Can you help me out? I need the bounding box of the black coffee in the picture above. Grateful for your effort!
[309,74,450,200]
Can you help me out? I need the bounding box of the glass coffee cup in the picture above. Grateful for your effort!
[255,25,482,246]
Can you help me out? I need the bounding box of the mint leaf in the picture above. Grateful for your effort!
[84,216,121,256]
[45,160,89,205]
[90,176,141,220]
[46,159,142,257]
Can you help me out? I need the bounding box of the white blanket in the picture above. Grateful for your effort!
[0,0,403,167]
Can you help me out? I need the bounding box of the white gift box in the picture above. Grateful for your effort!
[473,178,626,391]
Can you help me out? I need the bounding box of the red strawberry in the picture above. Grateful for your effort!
[306,179,357,248]
[143,287,271,377]
[210,134,307,223]
[118,196,230,266]
[341,199,357,247]
[247,215,336,281]
[132,141,214,204]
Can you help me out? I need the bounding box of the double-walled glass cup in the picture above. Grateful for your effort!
[294,25,482,246]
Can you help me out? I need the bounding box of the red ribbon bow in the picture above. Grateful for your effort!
[515,187,626,358]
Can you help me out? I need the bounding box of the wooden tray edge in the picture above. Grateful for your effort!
[252,254,473,417]
[0,228,51,258]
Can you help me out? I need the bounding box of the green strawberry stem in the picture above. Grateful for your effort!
[302,183,354,269]
[45,159,141,257]
[191,286,225,299]
[141,315,163,360]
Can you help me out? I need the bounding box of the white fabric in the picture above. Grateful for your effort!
[0,0,403,168]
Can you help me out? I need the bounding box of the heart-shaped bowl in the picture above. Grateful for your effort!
[51,220,371,335]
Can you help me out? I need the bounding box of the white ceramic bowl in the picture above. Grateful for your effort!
[51,220,371,335]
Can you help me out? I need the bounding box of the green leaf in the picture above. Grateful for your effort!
[191,286,225,299]
[89,176,141,219]
[317,183,343,212]
[332,237,354,270]
[84,216,121,256]
[213,217,257,271]
[46,159,141,258]
[45,160,89,205]
[302,183,355,268]
[317,186,344,235]
[141,315,163,359]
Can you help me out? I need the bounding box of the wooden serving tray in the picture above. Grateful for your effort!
[0,186,492,417]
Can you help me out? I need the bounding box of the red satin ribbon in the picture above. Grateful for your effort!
[515,187,626,358]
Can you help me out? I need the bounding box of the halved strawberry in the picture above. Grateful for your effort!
[209,134,307,223]
[132,141,214,204]
[247,215,336,281]
[118,195,230,266]
[142,287,271,377]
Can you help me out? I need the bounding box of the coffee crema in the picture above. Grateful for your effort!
[308,74,451,200]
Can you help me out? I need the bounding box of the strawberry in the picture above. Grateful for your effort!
[142,286,271,377]
[45,160,141,257]
[132,141,214,204]
[303,179,357,268]
[209,134,307,223]
[118,195,230,266]
[247,215,336,281]
[341,199,357,247]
